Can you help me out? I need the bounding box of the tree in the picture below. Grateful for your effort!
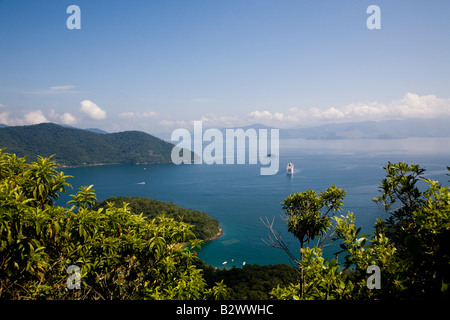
[374,162,450,298]
[262,185,346,297]
[269,161,450,300]
[373,161,426,246]
[0,149,226,299]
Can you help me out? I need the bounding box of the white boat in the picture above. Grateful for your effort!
[222,261,227,265]
[286,162,294,175]
[243,262,246,266]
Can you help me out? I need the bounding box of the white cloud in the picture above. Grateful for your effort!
[248,110,291,122]
[160,119,188,128]
[142,111,157,118]
[24,110,48,124]
[61,112,77,125]
[80,100,106,120]
[49,85,76,91]
[119,112,135,118]
[48,109,78,125]
[196,114,246,128]
[1,110,49,126]
[273,112,284,121]
[306,92,450,122]
[120,92,450,132]
[0,110,24,126]
[248,110,298,127]
[160,120,176,127]
[280,92,450,126]
[389,92,450,118]
[119,111,157,119]
[25,85,78,95]
[249,110,273,121]
[0,111,11,125]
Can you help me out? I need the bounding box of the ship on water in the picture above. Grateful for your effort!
[286,162,294,175]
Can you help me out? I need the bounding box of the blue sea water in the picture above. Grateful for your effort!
[57,138,450,268]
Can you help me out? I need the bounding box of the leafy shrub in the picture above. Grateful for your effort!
[0,149,226,299]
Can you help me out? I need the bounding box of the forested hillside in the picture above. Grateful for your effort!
[95,196,220,241]
[0,123,175,166]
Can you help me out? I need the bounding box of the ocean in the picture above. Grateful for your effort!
[57,137,450,268]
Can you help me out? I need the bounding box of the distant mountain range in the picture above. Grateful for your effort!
[215,118,450,140]
[1,118,448,166]
[278,118,450,140]
[156,118,450,141]
[0,123,175,166]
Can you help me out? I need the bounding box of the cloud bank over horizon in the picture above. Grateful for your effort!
[0,99,107,127]
[245,92,450,128]
[1,92,449,132]
[157,92,450,130]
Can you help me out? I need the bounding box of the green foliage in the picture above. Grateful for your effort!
[200,262,300,300]
[373,161,426,244]
[0,123,177,166]
[0,150,225,299]
[271,161,450,300]
[282,185,346,248]
[278,185,346,297]
[271,247,354,300]
[95,196,220,240]
[68,185,97,210]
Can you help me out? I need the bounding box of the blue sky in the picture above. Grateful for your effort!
[1,0,449,134]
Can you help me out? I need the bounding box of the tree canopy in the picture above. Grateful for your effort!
[2,146,449,300]
[0,149,225,299]
[94,196,220,241]
[269,162,450,300]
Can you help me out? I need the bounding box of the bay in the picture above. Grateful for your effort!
[57,137,450,268]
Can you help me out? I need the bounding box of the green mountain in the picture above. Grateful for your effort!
[94,196,221,241]
[0,123,175,166]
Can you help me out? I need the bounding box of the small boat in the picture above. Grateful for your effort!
[137,181,146,185]
[222,261,227,265]
[286,162,294,175]
[243,262,246,266]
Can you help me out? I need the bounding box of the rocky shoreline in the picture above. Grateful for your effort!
[172,225,222,249]
[205,225,223,242]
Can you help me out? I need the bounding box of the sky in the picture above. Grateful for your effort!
[1,0,450,135]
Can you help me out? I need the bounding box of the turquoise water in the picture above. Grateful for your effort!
[57,138,450,268]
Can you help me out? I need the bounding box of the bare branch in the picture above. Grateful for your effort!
[260,216,299,265]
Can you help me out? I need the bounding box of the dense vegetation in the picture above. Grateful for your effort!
[0,149,225,299]
[268,162,450,300]
[199,262,299,300]
[1,147,449,300]
[0,123,175,166]
[94,196,220,241]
